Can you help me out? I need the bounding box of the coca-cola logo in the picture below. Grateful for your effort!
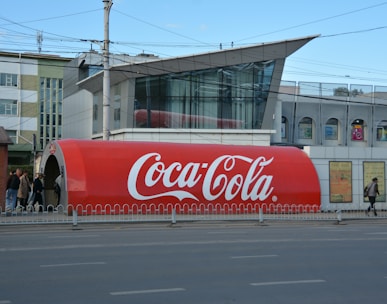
[127,153,275,202]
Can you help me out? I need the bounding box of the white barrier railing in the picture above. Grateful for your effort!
[0,202,385,225]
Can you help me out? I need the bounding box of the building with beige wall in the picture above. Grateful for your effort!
[0,52,71,169]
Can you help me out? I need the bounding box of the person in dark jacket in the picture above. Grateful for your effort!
[33,173,45,211]
[365,177,380,216]
[5,168,22,211]
[54,174,62,206]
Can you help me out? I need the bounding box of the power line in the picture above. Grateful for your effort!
[112,9,211,47]
[0,9,101,41]
[0,9,101,26]
[235,2,387,42]
[1,5,387,71]
[321,25,387,38]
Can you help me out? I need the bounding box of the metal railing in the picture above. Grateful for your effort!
[0,202,384,225]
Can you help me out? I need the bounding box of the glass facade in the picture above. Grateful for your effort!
[39,77,63,149]
[134,61,275,129]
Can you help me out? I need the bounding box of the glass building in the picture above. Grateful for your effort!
[133,61,274,130]
[69,35,318,140]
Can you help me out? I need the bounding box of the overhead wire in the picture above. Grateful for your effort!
[1,3,387,134]
[0,3,387,84]
[234,2,387,42]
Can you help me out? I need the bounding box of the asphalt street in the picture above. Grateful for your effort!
[1,221,387,304]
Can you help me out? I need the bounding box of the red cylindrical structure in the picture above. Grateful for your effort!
[42,139,321,211]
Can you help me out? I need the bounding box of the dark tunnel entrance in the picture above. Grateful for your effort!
[43,155,63,208]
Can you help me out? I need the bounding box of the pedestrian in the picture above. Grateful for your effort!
[5,170,13,204]
[32,173,45,211]
[5,168,22,211]
[54,173,62,207]
[365,177,380,216]
[17,170,31,209]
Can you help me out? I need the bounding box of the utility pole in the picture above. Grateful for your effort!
[103,0,113,140]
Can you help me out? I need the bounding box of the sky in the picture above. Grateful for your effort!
[0,0,387,86]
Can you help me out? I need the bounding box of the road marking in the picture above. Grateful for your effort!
[251,279,326,286]
[231,255,278,259]
[0,301,12,304]
[208,231,246,234]
[3,237,387,252]
[110,288,186,296]
[40,262,106,268]
[326,229,357,232]
[48,235,99,239]
[365,232,387,235]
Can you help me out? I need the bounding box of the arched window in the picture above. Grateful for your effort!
[325,118,338,140]
[377,120,387,141]
[281,116,287,139]
[351,119,364,141]
[298,117,313,139]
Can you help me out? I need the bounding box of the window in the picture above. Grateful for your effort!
[325,118,338,140]
[0,73,17,87]
[92,95,100,134]
[88,65,103,77]
[114,108,121,121]
[58,126,62,138]
[114,108,121,128]
[58,101,62,114]
[298,117,313,139]
[281,116,287,139]
[351,119,364,141]
[6,130,16,143]
[377,120,387,141]
[93,104,98,120]
[113,85,121,129]
[58,80,63,102]
[0,99,17,115]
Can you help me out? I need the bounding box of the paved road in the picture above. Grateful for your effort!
[1,221,387,303]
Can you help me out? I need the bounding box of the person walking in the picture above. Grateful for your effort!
[32,173,44,211]
[54,174,62,206]
[17,170,31,209]
[5,168,22,211]
[365,177,380,216]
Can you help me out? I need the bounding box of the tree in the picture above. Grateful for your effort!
[334,87,349,97]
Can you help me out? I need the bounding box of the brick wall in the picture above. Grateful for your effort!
[0,146,8,210]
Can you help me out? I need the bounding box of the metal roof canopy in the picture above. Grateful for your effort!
[77,35,320,94]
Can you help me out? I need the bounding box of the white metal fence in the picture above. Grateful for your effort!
[0,202,384,225]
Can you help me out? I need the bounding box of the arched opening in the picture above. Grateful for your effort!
[324,118,340,146]
[297,116,315,145]
[43,155,62,208]
[376,120,387,141]
[325,118,338,140]
[351,119,365,141]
